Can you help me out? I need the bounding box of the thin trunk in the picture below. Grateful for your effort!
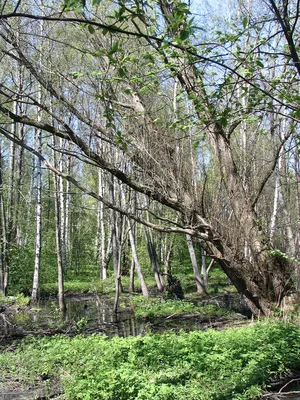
[54,171,66,312]
[201,248,208,288]
[144,209,164,290]
[31,52,43,304]
[120,185,148,296]
[129,257,135,293]
[14,129,25,246]
[24,154,35,246]
[0,138,7,295]
[143,225,165,291]
[127,219,149,297]
[96,168,109,280]
[7,137,15,246]
[52,137,66,312]
[270,126,284,243]
[186,234,206,294]
[65,153,71,266]
[58,138,67,270]
[110,175,120,313]
[295,149,300,291]
[31,127,42,304]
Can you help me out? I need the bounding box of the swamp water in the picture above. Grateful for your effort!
[0,294,246,340]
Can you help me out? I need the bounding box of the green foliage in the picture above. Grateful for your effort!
[131,296,232,319]
[8,244,35,295]
[40,278,104,297]
[15,293,31,307]
[1,321,300,400]
[270,248,300,264]
[0,293,14,306]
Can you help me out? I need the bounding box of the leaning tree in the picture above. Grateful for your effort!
[1,0,300,314]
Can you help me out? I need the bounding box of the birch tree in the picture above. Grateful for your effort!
[1,0,300,314]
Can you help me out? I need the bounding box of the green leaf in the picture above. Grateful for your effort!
[87,25,95,34]
[191,140,198,149]
[256,59,264,68]
[218,116,228,127]
[118,67,126,78]
[242,17,248,29]
[179,30,190,41]
[109,41,119,55]
[295,108,300,119]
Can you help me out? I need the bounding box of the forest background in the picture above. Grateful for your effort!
[0,0,300,315]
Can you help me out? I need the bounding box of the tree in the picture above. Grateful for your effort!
[1,0,300,314]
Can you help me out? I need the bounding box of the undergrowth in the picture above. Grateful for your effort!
[1,320,300,400]
[130,296,232,319]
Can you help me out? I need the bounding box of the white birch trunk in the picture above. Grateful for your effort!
[64,153,71,265]
[54,172,66,312]
[186,234,206,294]
[31,45,43,303]
[201,247,208,288]
[31,126,42,303]
[59,138,67,270]
[0,138,8,295]
[52,137,66,311]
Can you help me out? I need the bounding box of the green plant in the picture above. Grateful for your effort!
[132,297,232,319]
[1,321,300,400]
[15,293,30,307]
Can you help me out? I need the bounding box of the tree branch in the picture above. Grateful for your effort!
[0,12,297,112]
[0,126,211,240]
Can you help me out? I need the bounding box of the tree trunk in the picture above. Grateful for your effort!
[110,174,121,313]
[0,138,8,295]
[127,218,149,297]
[158,0,292,314]
[143,225,165,291]
[31,127,42,304]
[58,138,67,270]
[186,234,206,294]
[65,158,71,265]
[129,257,135,293]
[201,248,208,289]
[53,139,66,312]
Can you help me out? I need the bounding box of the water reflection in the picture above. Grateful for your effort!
[0,294,153,339]
[0,294,248,340]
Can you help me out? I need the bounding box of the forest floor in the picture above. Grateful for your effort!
[1,281,300,400]
[1,319,300,400]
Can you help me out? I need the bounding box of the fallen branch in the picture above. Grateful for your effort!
[279,378,300,393]
[262,390,300,399]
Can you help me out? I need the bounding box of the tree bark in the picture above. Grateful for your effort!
[31,126,42,304]
[53,138,66,312]
[0,138,8,295]
[186,234,206,294]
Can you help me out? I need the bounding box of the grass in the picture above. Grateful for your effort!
[1,320,300,400]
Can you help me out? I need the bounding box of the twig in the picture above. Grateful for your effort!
[165,313,178,319]
[262,390,300,398]
[279,378,300,393]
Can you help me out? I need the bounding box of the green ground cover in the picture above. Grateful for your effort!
[1,320,300,400]
[130,296,232,319]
